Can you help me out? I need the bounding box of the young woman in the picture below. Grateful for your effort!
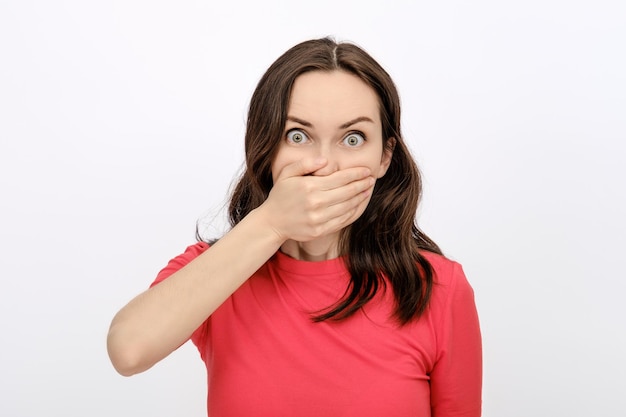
[107,37,482,417]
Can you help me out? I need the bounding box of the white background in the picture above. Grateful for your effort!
[1,1,625,416]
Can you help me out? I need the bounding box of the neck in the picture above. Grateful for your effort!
[280,233,341,261]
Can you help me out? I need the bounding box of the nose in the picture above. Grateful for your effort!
[312,144,339,176]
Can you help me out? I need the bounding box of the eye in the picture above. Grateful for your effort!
[286,129,309,144]
[343,132,365,147]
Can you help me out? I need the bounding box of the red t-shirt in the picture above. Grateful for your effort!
[152,243,482,417]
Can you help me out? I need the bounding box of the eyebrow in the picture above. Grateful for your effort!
[287,116,375,129]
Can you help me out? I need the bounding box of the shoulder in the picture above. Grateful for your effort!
[419,250,476,312]
[150,242,210,287]
[420,251,467,287]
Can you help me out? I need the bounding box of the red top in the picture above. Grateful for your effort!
[152,242,482,417]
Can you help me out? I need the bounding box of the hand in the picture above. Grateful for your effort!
[259,158,375,243]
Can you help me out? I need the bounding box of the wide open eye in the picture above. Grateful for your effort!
[286,129,309,144]
[343,132,365,147]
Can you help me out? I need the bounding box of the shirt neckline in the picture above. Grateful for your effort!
[271,250,348,278]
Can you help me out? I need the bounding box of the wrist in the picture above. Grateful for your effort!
[247,205,287,248]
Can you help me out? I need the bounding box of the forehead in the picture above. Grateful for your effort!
[288,70,380,123]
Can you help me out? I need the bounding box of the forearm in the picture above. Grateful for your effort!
[107,207,283,376]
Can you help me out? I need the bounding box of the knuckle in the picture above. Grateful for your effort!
[310,225,324,238]
[305,196,322,211]
[307,211,322,226]
[302,180,316,193]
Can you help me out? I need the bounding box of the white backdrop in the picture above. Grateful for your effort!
[1,1,625,416]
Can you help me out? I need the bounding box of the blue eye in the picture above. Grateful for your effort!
[343,132,365,147]
[286,129,309,144]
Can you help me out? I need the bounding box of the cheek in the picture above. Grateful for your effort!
[271,148,299,182]
[361,150,387,178]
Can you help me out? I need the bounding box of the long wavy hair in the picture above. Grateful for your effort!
[216,37,442,324]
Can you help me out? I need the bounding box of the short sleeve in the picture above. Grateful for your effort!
[430,262,483,417]
[150,242,210,287]
[150,242,211,350]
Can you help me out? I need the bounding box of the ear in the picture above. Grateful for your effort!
[376,137,396,178]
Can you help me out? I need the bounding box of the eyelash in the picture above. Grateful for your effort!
[286,129,310,144]
[343,131,366,146]
[285,129,367,146]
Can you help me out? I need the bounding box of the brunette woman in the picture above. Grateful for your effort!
[107,37,482,417]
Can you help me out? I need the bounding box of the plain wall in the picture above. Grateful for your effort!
[1,1,625,416]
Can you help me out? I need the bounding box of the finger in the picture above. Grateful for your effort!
[276,157,328,181]
[315,198,368,236]
[318,176,375,206]
[315,166,373,191]
[317,184,373,221]
[297,185,372,239]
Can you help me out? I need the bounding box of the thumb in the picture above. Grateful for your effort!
[276,157,328,181]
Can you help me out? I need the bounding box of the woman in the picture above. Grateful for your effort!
[107,37,482,417]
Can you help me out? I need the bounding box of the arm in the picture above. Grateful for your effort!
[430,263,483,417]
[107,207,283,376]
[106,158,374,376]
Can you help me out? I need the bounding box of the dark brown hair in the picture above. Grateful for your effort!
[222,37,442,324]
